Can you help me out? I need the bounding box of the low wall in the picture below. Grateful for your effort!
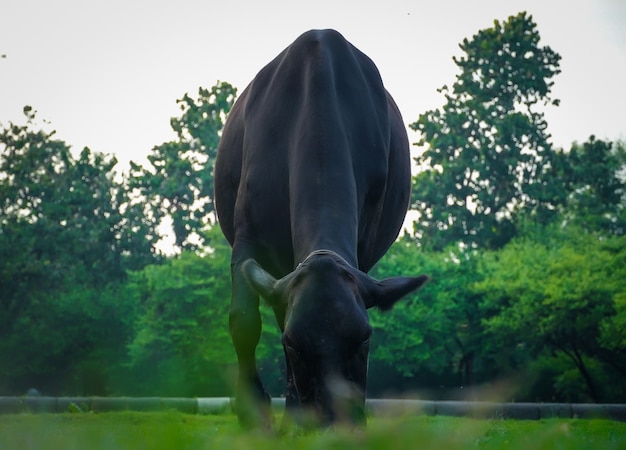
[1,397,625,421]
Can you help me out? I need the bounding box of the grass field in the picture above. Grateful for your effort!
[1,411,625,450]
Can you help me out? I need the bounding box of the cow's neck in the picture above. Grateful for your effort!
[290,188,359,268]
[287,108,360,269]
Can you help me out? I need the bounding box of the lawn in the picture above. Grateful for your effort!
[1,411,625,450]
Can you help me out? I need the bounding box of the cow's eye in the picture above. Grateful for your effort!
[286,344,299,358]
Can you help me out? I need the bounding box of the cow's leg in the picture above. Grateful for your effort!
[230,261,273,429]
[279,351,303,432]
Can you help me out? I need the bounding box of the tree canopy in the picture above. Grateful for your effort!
[479,225,626,402]
[555,137,626,235]
[411,12,562,250]
[0,107,155,394]
[129,82,237,252]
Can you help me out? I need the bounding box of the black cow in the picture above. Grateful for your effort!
[214,29,428,429]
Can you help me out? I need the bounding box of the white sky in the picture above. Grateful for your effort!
[1,0,625,169]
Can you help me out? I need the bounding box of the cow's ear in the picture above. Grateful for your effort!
[242,259,278,303]
[365,275,429,310]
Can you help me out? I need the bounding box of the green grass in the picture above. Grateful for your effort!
[0,411,625,450]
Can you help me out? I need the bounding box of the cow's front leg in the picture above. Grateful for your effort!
[229,263,273,429]
[270,305,301,432]
[279,351,304,432]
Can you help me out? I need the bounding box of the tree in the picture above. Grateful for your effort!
[411,12,562,250]
[479,226,626,402]
[368,240,494,396]
[125,246,233,396]
[557,137,626,235]
[0,107,158,279]
[0,108,156,394]
[130,81,237,252]
[124,227,283,396]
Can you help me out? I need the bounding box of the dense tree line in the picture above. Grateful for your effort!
[1,13,624,402]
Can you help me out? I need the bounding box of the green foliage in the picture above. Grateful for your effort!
[367,223,626,401]
[556,137,626,235]
[479,225,626,402]
[398,12,626,402]
[410,12,562,250]
[0,107,158,280]
[0,108,155,395]
[123,227,284,396]
[520,353,612,403]
[124,228,234,395]
[369,241,489,389]
[130,81,237,252]
[0,280,136,395]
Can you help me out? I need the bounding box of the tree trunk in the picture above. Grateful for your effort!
[558,343,600,402]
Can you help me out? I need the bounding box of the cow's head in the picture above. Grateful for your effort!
[242,250,428,427]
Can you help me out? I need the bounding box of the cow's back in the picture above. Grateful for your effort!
[215,29,410,278]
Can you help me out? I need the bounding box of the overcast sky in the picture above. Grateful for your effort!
[1,0,625,168]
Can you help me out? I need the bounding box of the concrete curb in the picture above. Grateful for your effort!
[1,397,625,421]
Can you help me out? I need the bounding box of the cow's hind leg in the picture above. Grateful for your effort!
[229,262,273,429]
